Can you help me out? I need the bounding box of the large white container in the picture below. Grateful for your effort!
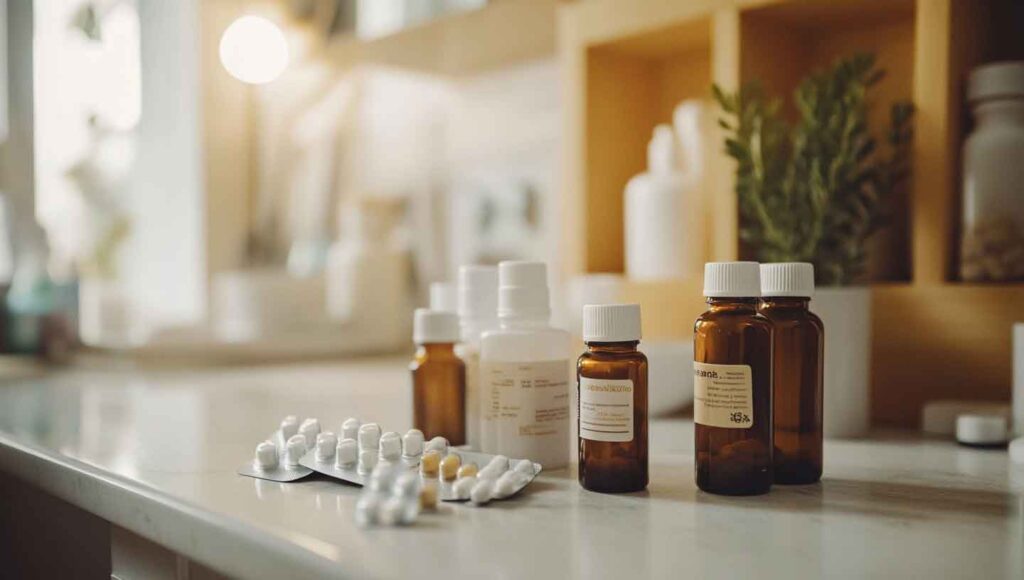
[814,286,871,438]
[456,264,499,450]
[480,261,571,469]
[624,101,704,281]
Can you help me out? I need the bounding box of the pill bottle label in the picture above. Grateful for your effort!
[481,360,570,443]
[579,377,634,442]
[693,362,754,429]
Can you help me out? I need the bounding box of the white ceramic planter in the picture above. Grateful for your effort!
[812,286,871,438]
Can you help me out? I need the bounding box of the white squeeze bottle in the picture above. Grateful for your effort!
[479,261,572,469]
[455,265,498,451]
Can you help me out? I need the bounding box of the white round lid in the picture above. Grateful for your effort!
[703,262,760,298]
[413,308,459,343]
[582,303,642,342]
[760,262,815,298]
[497,261,551,319]
[968,61,1024,102]
[955,413,1009,445]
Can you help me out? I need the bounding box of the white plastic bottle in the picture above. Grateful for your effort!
[479,261,571,469]
[624,101,704,280]
[455,265,498,450]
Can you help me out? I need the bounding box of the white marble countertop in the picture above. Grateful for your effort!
[0,357,1021,579]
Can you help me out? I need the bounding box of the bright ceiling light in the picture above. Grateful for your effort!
[219,15,289,85]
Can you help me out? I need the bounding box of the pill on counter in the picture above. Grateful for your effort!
[299,418,321,448]
[513,459,535,476]
[315,432,338,461]
[379,496,408,526]
[341,417,361,441]
[494,470,526,499]
[453,476,476,500]
[255,440,278,470]
[336,438,358,467]
[402,429,425,456]
[440,454,462,481]
[359,448,379,473]
[394,472,420,498]
[354,494,381,527]
[420,450,441,477]
[419,482,438,510]
[380,431,402,460]
[424,436,448,455]
[284,434,307,468]
[457,462,478,479]
[469,479,494,505]
[358,423,382,449]
[280,415,300,441]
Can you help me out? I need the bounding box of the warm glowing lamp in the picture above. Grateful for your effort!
[218,15,289,85]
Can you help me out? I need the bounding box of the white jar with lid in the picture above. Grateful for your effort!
[961,61,1024,282]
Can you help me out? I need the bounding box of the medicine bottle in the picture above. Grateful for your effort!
[455,265,499,451]
[577,304,648,493]
[759,263,823,484]
[480,261,571,469]
[693,262,773,495]
[411,308,466,445]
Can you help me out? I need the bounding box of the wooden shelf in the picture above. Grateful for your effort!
[560,0,1023,427]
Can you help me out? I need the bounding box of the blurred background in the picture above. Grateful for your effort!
[0,0,1022,430]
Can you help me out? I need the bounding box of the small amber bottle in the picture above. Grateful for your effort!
[578,303,648,493]
[693,262,773,495]
[410,308,466,445]
[759,263,824,484]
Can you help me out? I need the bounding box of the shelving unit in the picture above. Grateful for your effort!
[560,0,1024,426]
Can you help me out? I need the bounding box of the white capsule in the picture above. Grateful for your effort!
[315,432,338,462]
[394,472,420,498]
[255,440,278,470]
[336,438,358,467]
[341,418,361,441]
[477,464,504,481]
[358,423,382,450]
[494,470,526,499]
[424,436,448,455]
[284,434,307,468]
[486,455,509,472]
[378,496,406,526]
[378,431,402,460]
[358,448,378,473]
[469,479,494,505]
[354,494,381,527]
[453,476,476,500]
[280,415,300,441]
[513,459,535,476]
[299,418,321,448]
[402,429,425,456]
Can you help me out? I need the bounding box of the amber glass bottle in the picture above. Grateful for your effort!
[759,263,823,484]
[578,304,648,493]
[693,262,773,495]
[410,309,466,445]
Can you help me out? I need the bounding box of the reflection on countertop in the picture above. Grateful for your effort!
[0,357,1021,580]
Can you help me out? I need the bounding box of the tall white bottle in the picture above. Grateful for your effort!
[624,101,704,280]
[455,265,498,450]
[479,261,571,469]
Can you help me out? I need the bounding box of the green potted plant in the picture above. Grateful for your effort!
[713,53,914,436]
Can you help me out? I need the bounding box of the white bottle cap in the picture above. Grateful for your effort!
[413,308,459,344]
[968,61,1024,102]
[703,262,761,298]
[582,303,642,342]
[458,265,498,319]
[429,282,457,313]
[955,414,1009,445]
[497,261,551,319]
[760,263,815,298]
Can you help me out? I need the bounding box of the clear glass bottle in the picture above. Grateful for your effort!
[480,261,571,469]
[693,262,773,495]
[410,309,466,445]
[759,263,823,484]
[961,61,1024,282]
[577,304,648,493]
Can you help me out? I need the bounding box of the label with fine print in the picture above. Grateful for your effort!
[693,362,753,429]
[579,377,634,442]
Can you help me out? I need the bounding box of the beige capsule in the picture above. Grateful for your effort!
[420,450,441,477]
[440,454,462,481]
[456,462,478,479]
